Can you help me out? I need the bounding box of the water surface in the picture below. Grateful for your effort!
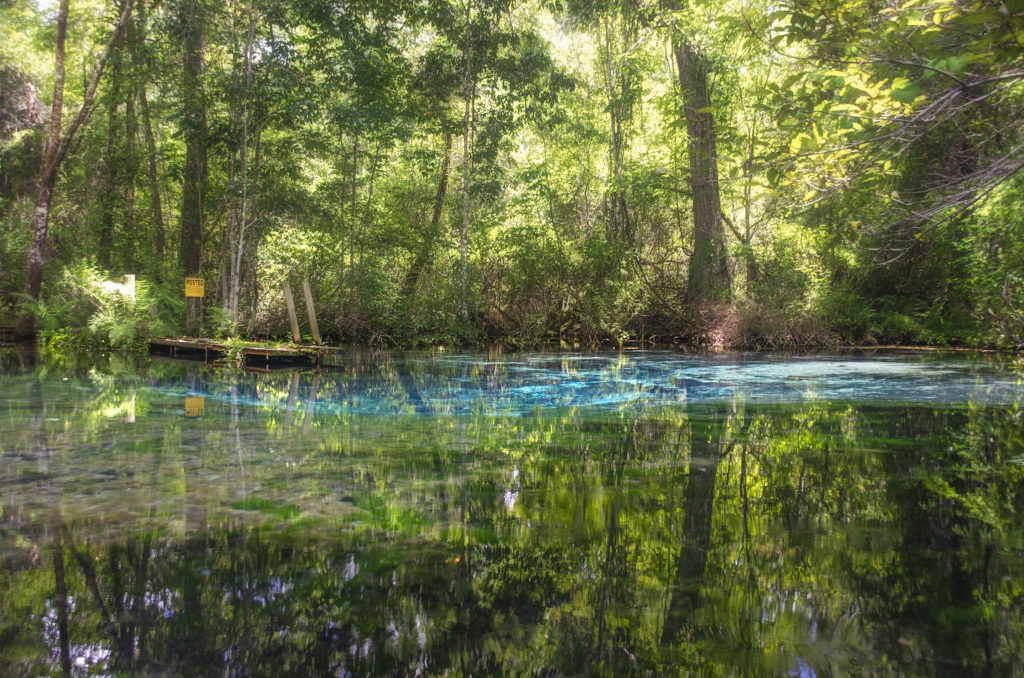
[1,349,1022,676]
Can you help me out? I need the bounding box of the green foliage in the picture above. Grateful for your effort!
[20,262,177,350]
[2,0,1023,349]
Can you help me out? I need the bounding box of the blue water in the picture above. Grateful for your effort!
[1,348,1022,676]
[147,350,1024,416]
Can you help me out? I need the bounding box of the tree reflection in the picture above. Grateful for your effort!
[0,354,1022,675]
[662,410,728,648]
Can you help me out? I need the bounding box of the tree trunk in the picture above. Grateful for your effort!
[602,12,632,243]
[17,0,68,340]
[402,130,452,297]
[224,150,238,311]
[460,0,473,322]
[346,130,358,323]
[243,129,262,332]
[123,89,137,271]
[99,34,125,270]
[342,130,350,327]
[674,36,730,306]
[17,0,135,339]
[179,0,206,334]
[133,0,165,267]
[227,0,258,329]
[358,139,382,284]
[138,85,164,263]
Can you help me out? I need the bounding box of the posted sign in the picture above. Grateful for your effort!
[184,396,205,417]
[185,277,205,298]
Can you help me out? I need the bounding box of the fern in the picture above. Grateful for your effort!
[32,263,181,351]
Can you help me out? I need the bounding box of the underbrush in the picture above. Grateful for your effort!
[19,262,179,351]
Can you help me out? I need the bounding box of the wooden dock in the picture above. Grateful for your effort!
[150,337,327,369]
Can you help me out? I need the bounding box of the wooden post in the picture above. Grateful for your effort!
[283,371,300,429]
[184,277,204,336]
[283,281,301,343]
[303,372,320,434]
[301,279,321,345]
[121,274,136,303]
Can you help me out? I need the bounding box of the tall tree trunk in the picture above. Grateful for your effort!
[99,34,125,270]
[242,129,262,332]
[359,139,382,274]
[133,0,165,267]
[402,130,452,297]
[228,0,257,329]
[123,90,137,270]
[346,130,358,324]
[743,123,758,295]
[230,126,260,327]
[602,12,632,243]
[673,35,730,305]
[21,0,70,335]
[222,1,242,318]
[17,0,135,339]
[334,130,346,326]
[179,0,206,334]
[603,12,620,237]
[138,83,164,264]
[460,0,473,322]
[223,150,238,309]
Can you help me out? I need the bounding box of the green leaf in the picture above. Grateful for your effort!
[781,72,804,90]
[945,55,968,73]
[906,10,927,26]
[790,132,814,154]
[890,78,921,103]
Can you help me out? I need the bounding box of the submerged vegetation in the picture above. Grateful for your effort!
[2,0,1024,349]
[1,351,1023,674]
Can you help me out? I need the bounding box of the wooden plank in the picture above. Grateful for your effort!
[301,279,321,345]
[152,336,325,367]
[283,281,301,343]
[243,347,313,357]
[150,337,225,351]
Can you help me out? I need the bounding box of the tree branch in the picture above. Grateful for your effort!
[53,0,136,170]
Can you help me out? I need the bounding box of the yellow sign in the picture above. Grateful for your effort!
[185,277,205,298]
[184,396,205,417]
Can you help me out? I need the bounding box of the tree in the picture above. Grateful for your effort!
[757,0,1024,261]
[177,0,207,333]
[459,0,478,321]
[666,1,731,306]
[16,0,135,339]
[224,0,260,329]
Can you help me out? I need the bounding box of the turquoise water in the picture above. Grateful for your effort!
[143,351,1023,414]
[1,349,1022,676]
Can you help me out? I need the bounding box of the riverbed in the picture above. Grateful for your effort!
[1,349,1021,675]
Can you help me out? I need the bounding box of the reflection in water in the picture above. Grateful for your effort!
[0,350,1022,676]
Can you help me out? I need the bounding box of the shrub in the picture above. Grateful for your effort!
[20,262,178,350]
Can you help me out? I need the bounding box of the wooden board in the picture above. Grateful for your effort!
[150,337,326,367]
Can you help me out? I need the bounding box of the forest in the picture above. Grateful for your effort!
[2,0,1024,350]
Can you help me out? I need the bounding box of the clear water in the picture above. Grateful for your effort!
[1,348,1022,676]
[151,351,1024,415]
